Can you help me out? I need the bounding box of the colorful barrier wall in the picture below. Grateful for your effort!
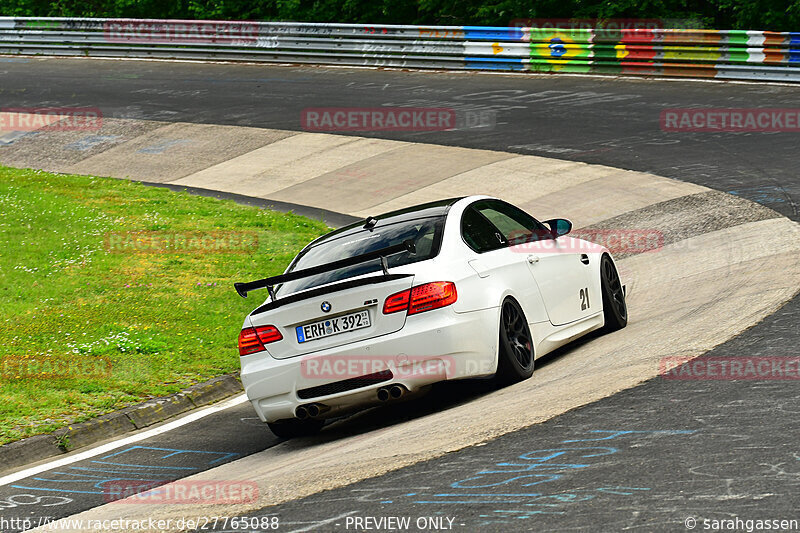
[1,18,798,82]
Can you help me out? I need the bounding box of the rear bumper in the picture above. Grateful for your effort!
[240,306,498,423]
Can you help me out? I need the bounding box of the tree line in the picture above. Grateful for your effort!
[2,0,798,31]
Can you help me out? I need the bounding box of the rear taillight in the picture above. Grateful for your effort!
[383,282,457,315]
[383,290,411,314]
[238,325,283,356]
[409,281,458,314]
[238,328,263,356]
[255,325,283,344]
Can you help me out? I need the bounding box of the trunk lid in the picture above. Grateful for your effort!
[249,274,414,359]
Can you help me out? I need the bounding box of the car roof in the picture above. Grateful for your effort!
[306,197,465,248]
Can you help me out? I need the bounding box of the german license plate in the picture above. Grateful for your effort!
[296,310,371,343]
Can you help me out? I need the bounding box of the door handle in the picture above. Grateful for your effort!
[527,255,539,264]
[580,254,589,265]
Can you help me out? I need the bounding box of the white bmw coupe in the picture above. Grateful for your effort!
[235,195,627,438]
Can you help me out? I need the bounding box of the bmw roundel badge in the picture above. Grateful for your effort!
[321,301,332,313]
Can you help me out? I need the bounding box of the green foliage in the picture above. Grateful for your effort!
[0,0,799,29]
[0,166,329,444]
[54,432,71,451]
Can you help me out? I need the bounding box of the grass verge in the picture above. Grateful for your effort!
[0,166,330,445]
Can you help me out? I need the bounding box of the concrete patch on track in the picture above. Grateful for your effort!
[353,155,585,217]
[267,143,512,213]
[67,122,289,183]
[587,190,782,259]
[0,118,165,171]
[526,169,710,228]
[0,111,68,151]
[171,134,403,198]
[0,130,35,147]
[622,218,799,295]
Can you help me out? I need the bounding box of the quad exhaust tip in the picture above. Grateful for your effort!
[297,386,406,418]
[295,403,326,419]
[377,384,406,402]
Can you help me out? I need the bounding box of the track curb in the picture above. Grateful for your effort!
[0,373,243,474]
[136,180,360,228]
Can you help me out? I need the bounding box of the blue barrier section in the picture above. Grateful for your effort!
[465,57,526,70]
[463,26,524,41]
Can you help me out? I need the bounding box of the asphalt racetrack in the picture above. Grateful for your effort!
[0,57,798,532]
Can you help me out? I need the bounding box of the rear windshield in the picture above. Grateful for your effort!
[278,216,445,296]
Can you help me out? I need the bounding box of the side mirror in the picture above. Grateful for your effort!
[543,218,572,238]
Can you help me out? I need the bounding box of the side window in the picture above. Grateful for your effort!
[475,200,547,246]
[461,206,504,253]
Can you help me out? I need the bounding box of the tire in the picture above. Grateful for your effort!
[267,418,324,439]
[495,298,535,385]
[600,254,627,331]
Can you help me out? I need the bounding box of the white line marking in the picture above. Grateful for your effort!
[0,393,249,487]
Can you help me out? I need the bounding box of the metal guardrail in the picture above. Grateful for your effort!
[1,17,799,82]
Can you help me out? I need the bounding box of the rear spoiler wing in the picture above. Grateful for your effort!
[234,239,416,299]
